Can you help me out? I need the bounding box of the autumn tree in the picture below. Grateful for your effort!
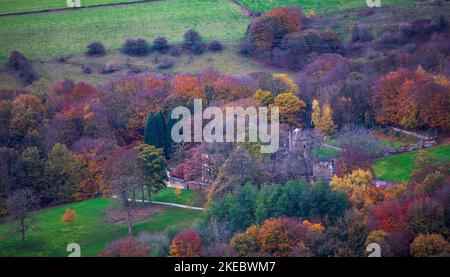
[98,237,149,257]
[410,234,449,257]
[10,94,44,145]
[271,93,306,126]
[405,198,446,238]
[43,143,85,205]
[209,148,268,200]
[334,144,372,177]
[169,230,204,257]
[311,99,336,135]
[248,7,304,50]
[168,74,204,105]
[374,67,450,132]
[61,208,76,223]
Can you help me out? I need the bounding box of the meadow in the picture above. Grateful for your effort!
[0,190,203,257]
[372,143,450,182]
[236,0,410,13]
[0,0,143,14]
[0,0,249,62]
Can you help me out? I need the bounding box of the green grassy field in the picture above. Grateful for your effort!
[0,0,142,14]
[0,194,202,257]
[372,144,450,182]
[236,0,411,13]
[139,187,206,207]
[0,0,249,62]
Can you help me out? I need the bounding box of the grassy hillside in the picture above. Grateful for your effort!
[0,0,142,14]
[372,143,450,182]
[236,0,412,13]
[0,0,249,62]
[0,194,202,257]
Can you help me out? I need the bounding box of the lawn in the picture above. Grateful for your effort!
[372,143,450,182]
[0,0,250,62]
[0,196,202,257]
[137,187,206,207]
[0,0,142,15]
[236,0,412,13]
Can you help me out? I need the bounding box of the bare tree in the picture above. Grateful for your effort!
[106,148,144,236]
[7,188,38,244]
[289,129,325,183]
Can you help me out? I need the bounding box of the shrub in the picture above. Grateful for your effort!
[208,40,223,52]
[81,64,93,74]
[13,55,38,85]
[183,29,203,50]
[122,38,150,56]
[61,208,76,223]
[169,229,204,257]
[280,32,309,52]
[168,45,182,56]
[7,50,27,71]
[382,29,406,45]
[317,29,344,53]
[191,42,206,55]
[238,40,256,56]
[351,25,373,42]
[98,237,150,257]
[157,59,174,70]
[153,36,169,53]
[86,42,106,56]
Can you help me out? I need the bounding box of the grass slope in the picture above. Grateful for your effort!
[372,143,450,182]
[0,196,202,257]
[0,0,249,62]
[236,0,411,13]
[0,0,142,14]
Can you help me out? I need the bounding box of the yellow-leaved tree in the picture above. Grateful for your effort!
[271,93,306,126]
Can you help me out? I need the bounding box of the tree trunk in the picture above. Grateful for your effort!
[132,187,136,207]
[126,205,133,236]
[141,185,145,204]
[20,218,25,244]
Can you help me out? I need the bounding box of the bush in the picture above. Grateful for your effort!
[8,51,38,85]
[351,25,373,42]
[153,36,169,53]
[122,38,150,56]
[61,208,76,223]
[183,29,204,52]
[238,40,256,56]
[191,42,206,55]
[98,237,150,257]
[382,29,406,45]
[81,64,93,74]
[168,45,182,56]
[157,59,174,70]
[86,42,106,56]
[208,40,223,52]
[7,50,27,71]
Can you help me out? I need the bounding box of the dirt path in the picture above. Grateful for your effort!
[128,198,205,211]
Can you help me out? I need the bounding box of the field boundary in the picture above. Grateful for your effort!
[0,0,161,17]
